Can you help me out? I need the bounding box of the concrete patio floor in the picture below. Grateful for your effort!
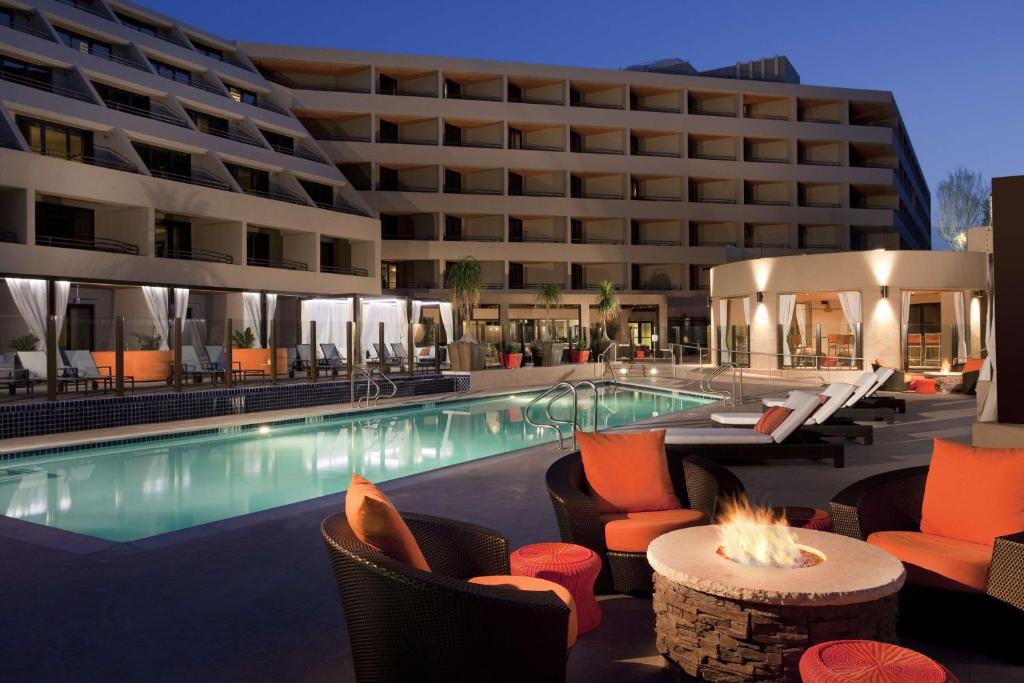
[1,379,1021,682]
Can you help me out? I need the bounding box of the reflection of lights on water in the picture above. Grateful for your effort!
[420,447,437,458]
[257,425,272,436]
[653,411,660,417]
[649,368,658,375]
[619,368,628,375]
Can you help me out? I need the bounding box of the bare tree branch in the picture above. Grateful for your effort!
[935,167,988,251]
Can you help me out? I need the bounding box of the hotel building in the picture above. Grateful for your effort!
[0,0,930,356]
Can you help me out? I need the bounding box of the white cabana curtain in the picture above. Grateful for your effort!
[411,301,423,347]
[301,298,353,355]
[838,291,863,361]
[266,294,278,335]
[172,288,189,348]
[439,302,454,344]
[778,294,796,366]
[141,286,170,350]
[980,263,997,421]
[6,278,70,350]
[900,290,912,363]
[243,292,262,344]
[742,297,751,326]
[718,299,730,363]
[795,303,808,350]
[953,291,968,360]
[359,301,407,359]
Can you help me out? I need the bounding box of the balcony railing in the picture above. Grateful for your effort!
[691,239,735,247]
[800,243,841,251]
[384,281,438,289]
[157,72,224,96]
[801,201,843,209]
[375,134,437,146]
[633,194,682,202]
[103,99,187,127]
[320,264,369,276]
[511,234,564,243]
[444,186,502,196]
[63,39,147,71]
[511,188,565,197]
[746,198,791,206]
[690,195,738,204]
[744,113,789,121]
[631,104,680,114]
[313,199,370,217]
[571,237,625,245]
[378,87,437,98]
[633,282,684,290]
[56,0,112,20]
[573,146,624,155]
[571,100,624,110]
[572,191,624,200]
[689,152,737,161]
[633,238,682,246]
[688,106,735,117]
[510,282,564,290]
[633,149,681,158]
[375,182,437,193]
[508,95,563,106]
[444,234,503,242]
[0,70,94,102]
[269,142,325,163]
[798,159,841,167]
[200,125,263,147]
[157,246,233,263]
[260,71,370,94]
[746,156,789,164]
[480,282,505,289]
[5,20,55,41]
[239,185,308,205]
[29,144,139,173]
[443,138,503,149]
[572,282,624,291]
[37,234,139,254]
[148,166,232,190]
[799,116,841,124]
[517,142,564,152]
[445,92,502,102]
[247,256,308,271]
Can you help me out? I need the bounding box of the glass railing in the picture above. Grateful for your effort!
[778,323,862,370]
[28,143,139,173]
[102,98,187,126]
[0,70,94,102]
[148,166,232,190]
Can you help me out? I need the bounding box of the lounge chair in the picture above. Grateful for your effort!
[295,343,330,372]
[710,382,872,444]
[662,391,845,467]
[764,369,904,424]
[16,350,80,392]
[175,345,222,384]
[320,342,346,367]
[2,352,32,395]
[373,343,402,366]
[65,349,134,392]
[390,342,409,361]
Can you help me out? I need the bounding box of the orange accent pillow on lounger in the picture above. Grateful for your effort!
[962,357,984,374]
[577,430,681,514]
[345,473,431,571]
[920,439,1024,547]
[754,406,792,435]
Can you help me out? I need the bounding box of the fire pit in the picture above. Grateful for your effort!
[649,503,905,682]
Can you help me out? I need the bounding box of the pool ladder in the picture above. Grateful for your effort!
[700,362,742,405]
[352,365,397,407]
[525,380,605,449]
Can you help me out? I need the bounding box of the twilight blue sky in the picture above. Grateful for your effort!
[139,0,1022,246]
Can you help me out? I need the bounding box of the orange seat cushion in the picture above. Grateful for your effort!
[345,474,431,572]
[754,406,792,435]
[913,378,937,394]
[601,508,708,552]
[577,430,681,514]
[962,357,984,374]
[921,439,1024,547]
[867,530,991,593]
[469,575,578,647]
[800,640,958,683]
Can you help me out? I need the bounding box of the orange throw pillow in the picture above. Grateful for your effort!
[962,357,984,374]
[577,430,681,514]
[921,439,1024,547]
[754,406,792,435]
[345,474,431,571]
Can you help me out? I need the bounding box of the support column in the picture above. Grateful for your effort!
[46,315,56,401]
[115,316,125,396]
[223,318,233,388]
[309,321,318,382]
[498,302,510,349]
[270,319,278,385]
[173,317,182,392]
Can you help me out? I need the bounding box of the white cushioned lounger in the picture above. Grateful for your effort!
[711,383,855,427]
[665,392,822,446]
[763,370,877,410]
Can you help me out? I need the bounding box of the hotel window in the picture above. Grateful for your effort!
[186,109,229,136]
[227,84,258,106]
[0,8,12,28]
[16,116,93,160]
[191,40,223,61]
[132,142,191,178]
[507,126,523,150]
[56,28,112,59]
[1,56,51,86]
[150,59,192,85]
[225,164,270,193]
[381,261,398,288]
[261,129,294,152]
[114,12,157,37]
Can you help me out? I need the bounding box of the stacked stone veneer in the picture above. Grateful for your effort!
[652,573,899,682]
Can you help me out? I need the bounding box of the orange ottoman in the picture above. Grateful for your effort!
[800,640,959,682]
[912,378,938,394]
[772,506,832,532]
[511,543,602,635]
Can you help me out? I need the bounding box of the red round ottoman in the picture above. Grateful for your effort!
[800,640,959,682]
[773,506,832,532]
[511,543,602,635]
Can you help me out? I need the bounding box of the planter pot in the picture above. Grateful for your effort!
[499,352,523,369]
[592,335,615,361]
[449,340,486,371]
[532,341,566,367]
[570,350,591,364]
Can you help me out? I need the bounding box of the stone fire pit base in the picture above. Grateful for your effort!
[653,573,899,682]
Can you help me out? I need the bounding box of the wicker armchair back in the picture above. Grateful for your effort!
[321,512,571,682]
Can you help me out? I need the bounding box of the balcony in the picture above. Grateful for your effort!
[28,142,138,174]
[798,98,842,124]
[36,234,139,254]
[510,216,565,244]
[258,63,371,93]
[569,82,625,110]
[508,170,565,197]
[157,245,233,263]
[798,140,842,166]
[743,94,791,121]
[798,183,844,209]
[151,60,225,96]
[443,73,502,102]
[444,215,504,242]
[744,223,793,249]
[321,264,369,276]
[849,100,898,128]
[443,120,503,149]
[239,185,308,205]
[744,138,790,164]
[149,166,232,190]
[298,113,370,142]
[114,11,186,47]
[630,130,682,158]
[744,181,791,207]
[313,197,370,217]
[632,220,684,246]
[688,134,738,161]
[382,213,437,241]
[247,256,308,271]
[570,127,625,155]
[444,167,503,196]
[688,91,737,117]
[850,143,898,169]
[570,173,625,200]
[377,69,438,98]
[187,109,263,146]
[571,218,625,245]
[376,115,438,146]
[96,84,187,126]
[508,123,565,152]
[689,222,738,247]
[377,165,439,193]
[631,176,683,202]
[56,0,113,21]
[507,77,563,106]
[798,225,844,251]
[4,10,56,41]
[850,184,899,211]
[630,86,683,113]
[689,178,738,204]
[0,63,93,103]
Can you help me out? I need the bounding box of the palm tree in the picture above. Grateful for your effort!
[535,284,563,340]
[595,280,619,345]
[446,256,482,343]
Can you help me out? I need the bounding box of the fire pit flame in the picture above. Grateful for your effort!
[940,358,951,373]
[716,499,823,569]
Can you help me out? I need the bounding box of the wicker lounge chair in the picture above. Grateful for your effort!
[711,383,873,444]
[321,511,572,682]
[546,451,744,595]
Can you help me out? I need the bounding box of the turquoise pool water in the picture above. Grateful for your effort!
[0,385,712,541]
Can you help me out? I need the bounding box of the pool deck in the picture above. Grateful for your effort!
[1,377,1021,682]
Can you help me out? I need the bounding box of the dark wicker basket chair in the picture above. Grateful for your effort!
[546,449,745,595]
[830,466,1024,613]
[321,512,571,683]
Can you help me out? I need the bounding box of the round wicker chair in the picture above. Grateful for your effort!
[321,512,572,683]
[545,448,746,595]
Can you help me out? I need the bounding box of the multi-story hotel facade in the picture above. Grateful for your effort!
[0,0,930,355]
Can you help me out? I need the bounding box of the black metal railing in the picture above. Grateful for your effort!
[269,142,325,163]
[445,92,502,102]
[746,156,790,164]
[378,87,437,98]
[513,235,564,243]
[799,116,841,124]
[801,201,842,209]
[103,99,187,126]
[375,182,437,193]
[571,100,624,110]
[572,282,624,291]
[375,134,437,146]
[480,282,505,289]
[320,264,369,276]
[63,39,147,71]
[689,152,737,161]
[200,125,263,146]
[690,195,737,204]
[746,198,791,206]
[508,96,563,106]
[633,149,681,158]
[240,186,308,205]
[634,283,684,290]
[260,70,370,93]
[851,160,897,169]
[0,70,93,102]
[512,188,565,197]
[633,194,682,202]
[383,281,437,289]
[688,106,736,117]
[157,246,233,263]
[575,147,624,155]
[313,199,370,216]
[444,234,503,242]
[148,166,232,190]
[744,113,789,121]
[6,20,55,41]
[314,132,370,142]
[247,256,308,271]
[443,139,503,149]
[572,191,625,200]
[56,0,112,20]
[571,237,625,245]
[518,142,564,152]
[690,240,735,247]
[801,243,840,251]
[444,186,502,195]
[37,234,139,254]
[632,104,681,113]
[798,159,841,166]
[29,144,139,173]
[633,239,682,246]
[157,72,224,96]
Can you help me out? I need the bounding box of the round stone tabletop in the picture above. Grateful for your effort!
[647,525,906,606]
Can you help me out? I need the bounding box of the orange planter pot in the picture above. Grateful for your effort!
[500,352,523,369]
[570,350,590,364]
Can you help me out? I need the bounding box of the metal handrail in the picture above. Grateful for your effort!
[29,144,138,173]
[157,247,233,263]
[369,366,397,398]
[37,234,139,254]
[0,70,93,102]
[525,382,575,449]
[247,257,308,271]
[240,186,309,205]
[7,21,55,41]
[199,125,263,146]
[103,99,187,127]
[148,166,232,190]
[352,365,380,407]
[320,264,369,276]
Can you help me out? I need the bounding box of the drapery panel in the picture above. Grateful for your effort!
[954,291,968,360]
[439,303,454,344]
[778,294,796,365]
[795,303,808,352]
[718,299,730,363]
[900,290,911,365]
[838,291,862,362]
[141,286,170,350]
[7,278,48,349]
[359,301,407,360]
[243,292,262,346]
[302,298,353,356]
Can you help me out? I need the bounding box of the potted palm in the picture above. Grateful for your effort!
[592,280,619,360]
[570,337,590,364]
[446,256,486,371]
[532,284,566,367]
[499,341,523,369]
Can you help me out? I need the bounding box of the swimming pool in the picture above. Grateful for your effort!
[0,384,713,541]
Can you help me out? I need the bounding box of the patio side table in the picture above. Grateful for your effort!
[511,542,602,635]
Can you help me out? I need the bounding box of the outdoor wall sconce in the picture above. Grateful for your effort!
[756,292,764,303]
[880,285,889,298]
[974,290,985,298]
